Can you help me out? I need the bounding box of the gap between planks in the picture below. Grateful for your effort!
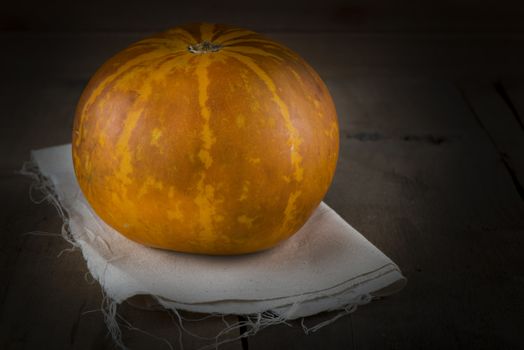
[456,80,524,200]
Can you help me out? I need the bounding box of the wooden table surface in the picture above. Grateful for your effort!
[1,28,524,349]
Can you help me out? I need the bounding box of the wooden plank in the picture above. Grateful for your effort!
[334,78,524,349]
[247,77,524,349]
[0,201,110,349]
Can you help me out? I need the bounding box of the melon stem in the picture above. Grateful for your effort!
[188,41,222,54]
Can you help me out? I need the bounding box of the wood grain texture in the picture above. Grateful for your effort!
[1,30,524,349]
[328,78,524,349]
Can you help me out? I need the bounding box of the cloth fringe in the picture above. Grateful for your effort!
[20,157,369,349]
[19,158,79,255]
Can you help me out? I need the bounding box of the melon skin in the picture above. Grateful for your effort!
[72,23,339,255]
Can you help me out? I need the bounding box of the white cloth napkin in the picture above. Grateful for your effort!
[30,144,405,319]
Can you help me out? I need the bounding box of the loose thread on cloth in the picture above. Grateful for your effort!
[20,156,377,350]
[117,312,178,350]
[300,294,373,334]
[18,158,79,257]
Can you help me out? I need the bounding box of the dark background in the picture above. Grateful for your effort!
[3,0,524,33]
[2,1,524,349]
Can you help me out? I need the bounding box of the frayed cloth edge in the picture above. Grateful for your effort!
[20,156,376,350]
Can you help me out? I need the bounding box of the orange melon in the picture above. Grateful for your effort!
[72,23,339,255]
